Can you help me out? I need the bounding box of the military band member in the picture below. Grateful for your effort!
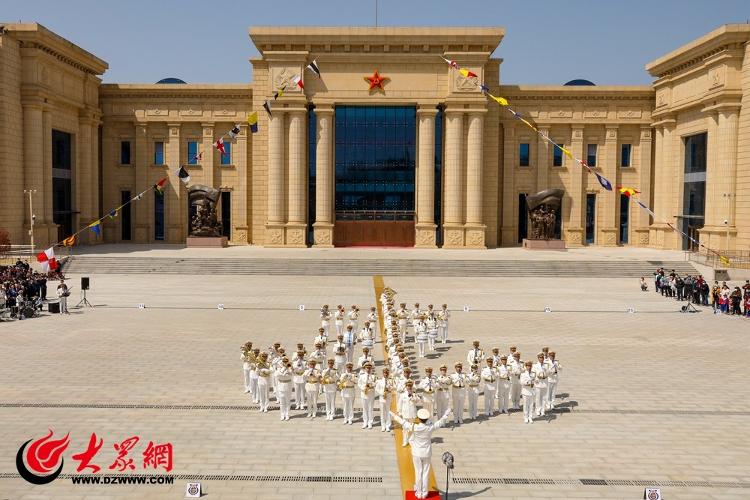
[490,347,502,369]
[345,325,358,363]
[333,345,347,373]
[481,357,498,416]
[397,303,408,342]
[309,341,327,368]
[450,362,468,424]
[304,359,321,418]
[426,315,438,351]
[276,357,294,421]
[467,340,484,367]
[358,324,375,352]
[496,355,511,414]
[532,353,548,417]
[520,361,535,423]
[398,380,422,447]
[358,362,377,429]
[357,346,373,371]
[320,305,331,336]
[415,315,428,358]
[332,333,346,357]
[510,351,523,409]
[541,346,550,362]
[395,367,412,414]
[292,350,307,410]
[339,362,357,424]
[270,347,286,400]
[241,342,254,393]
[418,367,437,417]
[508,345,518,362]
[376,367,396,432]
[249,348,261,403]
[435,365,452,418]
[438,304,450,344]
[467,364,481,420]
[547,351,561,410]
[321,359,340,420]
[348,305,360,332]
[410,303,422,332]
[313,328,328,351]
[426,304,435,320]
[366,307,378,328]
[335,305,345,336]
[256,352,272,412]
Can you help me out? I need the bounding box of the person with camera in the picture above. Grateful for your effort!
[56,279,69,314]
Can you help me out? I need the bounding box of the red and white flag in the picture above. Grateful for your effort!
[214,137,226,156]
[36,247,59,273]
[291,75,304,89]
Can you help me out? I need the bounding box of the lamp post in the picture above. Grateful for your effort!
[24,189,37,254]
[441,451,454,500]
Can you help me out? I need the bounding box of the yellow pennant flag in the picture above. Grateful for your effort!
[488,93,508,106]
[720,255,731,266]
[62,235,77,247]
[559,146,573,159]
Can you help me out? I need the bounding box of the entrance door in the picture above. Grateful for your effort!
[333,106,416,246]
[518,193,528,243]
[585,193,596,245]
[220,191,231,239]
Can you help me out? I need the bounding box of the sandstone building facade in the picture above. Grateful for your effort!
[1,23,748,251]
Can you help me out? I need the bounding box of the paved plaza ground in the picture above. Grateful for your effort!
[1,248,748,499]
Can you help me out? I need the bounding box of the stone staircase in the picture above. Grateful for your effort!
[62,256,697,278]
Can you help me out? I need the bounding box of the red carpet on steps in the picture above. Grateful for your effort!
[404,490,440,500]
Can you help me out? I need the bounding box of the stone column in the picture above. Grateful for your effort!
[233,124,249,244]
[500,124,516,245]
[415,107,437,247]
[565,126,585,246]
[465,111,486,248]
[166,123,181,242]
[90,119,100,224]
[443,109,464,247]
[41,109,54,246]
[76,115,93,244]
[22,101,44,248]
[536,126,550,192]
[286,109,307,247]
[201,123,215,188]
[634,126,653,246]
[660,121,677,248]
[703,106,740,250]
[600,126,619,246]
[134,122,149,242]
[265,111,286,246]
[313,106,334,247]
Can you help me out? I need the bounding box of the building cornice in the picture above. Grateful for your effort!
[2,22,108,75]
[499,85,654,101]
[100,84,252,100]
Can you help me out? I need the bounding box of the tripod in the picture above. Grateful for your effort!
[680,302,698,313]
[76,289,93,308]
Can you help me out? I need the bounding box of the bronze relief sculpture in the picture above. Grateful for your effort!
[525,188,564,240]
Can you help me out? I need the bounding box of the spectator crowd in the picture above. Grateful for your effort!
[651,268,750,317]
[1,260,64,319]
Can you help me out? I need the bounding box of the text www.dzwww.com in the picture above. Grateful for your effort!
[70,475,174,485]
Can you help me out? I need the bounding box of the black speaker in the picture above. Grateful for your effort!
[48,302,60,314]
[81,277,90,290]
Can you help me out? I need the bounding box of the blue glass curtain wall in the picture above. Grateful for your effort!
[434,106,444,246]
[334,106,416,219]
[307,107,317,245]
[681,133,707,251]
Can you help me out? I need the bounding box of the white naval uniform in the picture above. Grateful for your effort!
[292,358,307,409]
[467,348,485,368]
[321,367,339,419]
[520,369,535,423]
[547,359,561,409]
[435,374,451,418]
[375,376,395,431]
[309,349,327,369]
[450,372,467,424]
[339,371,357,424]
[347,309,359,332]
[415,321,428,358]
[496,363,511,413]
[333,350,347,374]
[359,329,375,353]
[467,371,481,419]
[438,309,450,343]
[397,310,408,342]
[357,354,373,372]
[358,372,377,428]
[304,368,321,417]
[366,312,378,330]
[320,311,331,336]
[532,361,548,416]
[334,310,345,336]
[398,391,422,446]
[249,358,260,403]
[509,359,522,408]
[418,376,437,417]
[390,410,451,500]
[241,352,253,392]
[426,318,438,351]
[481,366,498,416]
[275,366,294,420]
[256,362,272,412]
[395,375,409,414]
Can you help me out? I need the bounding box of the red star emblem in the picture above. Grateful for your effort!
[364,70,389,92]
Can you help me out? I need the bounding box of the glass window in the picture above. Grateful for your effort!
[684,133,707,174]
[587,144,597,167]
[620,144,632,167]
[519,143,530,167]
[553,144,563,167]
[619,193,629,244]
[307,108,316,245]
[334,106,416,217]
[681,133,707,250]
[120,141,131,165]
[221,141,232,165]
[187,141,199,164]
[154,141,164,165]
[154,191,164,241]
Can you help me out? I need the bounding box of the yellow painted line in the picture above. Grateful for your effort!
[372,275,438,498]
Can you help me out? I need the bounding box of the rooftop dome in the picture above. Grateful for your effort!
[564,79,596,86]
[156,77,186,84]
